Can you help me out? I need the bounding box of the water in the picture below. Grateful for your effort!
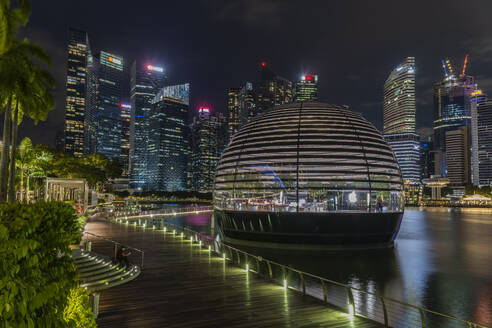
[156,206,492,326]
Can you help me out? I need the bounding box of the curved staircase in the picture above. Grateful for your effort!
[72,249,141,292]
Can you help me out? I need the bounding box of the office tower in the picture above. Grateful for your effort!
[238,82,256,128]
[147,83,190,191]
[227,88,240,136]
[191,106,228,191]
[383,57,420,187]
[445,126,471,187]
[294,74,319,102]
[256,62,292,115]
[383,57,415,134]
[90,51,124,158]
[384,133,421,181]
[433,58,478,152]
[420,139,435,179]
[130,61,167,190]
[120,103,131,178]
[471,91,492,186]
[64,28,91,157]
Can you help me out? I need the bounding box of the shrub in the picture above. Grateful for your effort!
[0,201,94,327]
[63,288,97,328]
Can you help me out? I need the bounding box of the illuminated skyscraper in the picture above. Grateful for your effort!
[92,51,124,158]
[120,103,131,178]
[64,28,91,157]
[256,62,292,115]
[147,83,190,191]
[433,70,477,152]
[227,88,240,136]
[238,82,256,128]
[294,74,319,102]
[191,106,228,191]
[383,57,415,134]
[471,90,492,186]
[383,57,420,184]
[130,61,166,190]
[445,126,471,187]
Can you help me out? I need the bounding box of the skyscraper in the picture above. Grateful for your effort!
[147,83,190,191]
[227,88,240,136]
[383,57,420,185]
[383,57,415,134]
[294,74,319,102]
[64,28,91,157]
[256,62,292,115]
[120,103,131,178]
[238,82,256,128]
[91,51,124,158]
[433,69,477,152]
[445,126,471,187]
[130,61,166,190]
[191,106,228,191]
[471,90,492,186]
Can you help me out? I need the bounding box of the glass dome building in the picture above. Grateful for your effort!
[214,102,404,249]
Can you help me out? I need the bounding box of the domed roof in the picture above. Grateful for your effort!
[214,102,404,214]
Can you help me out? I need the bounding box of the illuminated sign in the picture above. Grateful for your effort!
[120,103,131,109]
[198,106,210,113]
[108,56,122,65]
[471,90,482,96]
[146,65,163,72]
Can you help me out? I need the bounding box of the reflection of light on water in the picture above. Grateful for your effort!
[184,214,211,226]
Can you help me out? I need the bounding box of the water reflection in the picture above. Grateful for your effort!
[156,205,492,326]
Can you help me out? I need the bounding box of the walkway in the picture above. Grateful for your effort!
[85,219,382,328]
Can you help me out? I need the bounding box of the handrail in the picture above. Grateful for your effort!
[82,231,145,268]
[113,206,214,220]
[137,219,486,328]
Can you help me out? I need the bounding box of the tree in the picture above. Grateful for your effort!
[0,0,31,56]
[0,39,55,203]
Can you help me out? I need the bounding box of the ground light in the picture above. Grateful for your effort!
[283,279,287,290]
[199,240,202,247]
[222,253,226,261]
[208,246,211,252]
[164,227,167,232]
[246,264,249,272]
[180,232,184,238]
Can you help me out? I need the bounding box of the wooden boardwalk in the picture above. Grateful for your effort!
[85,219,382,328]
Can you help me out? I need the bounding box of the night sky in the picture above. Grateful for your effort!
[16,0,492,146]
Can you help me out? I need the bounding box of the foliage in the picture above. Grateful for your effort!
[63,288,96,328]
[465,185,492,197]
[0,201,83,327]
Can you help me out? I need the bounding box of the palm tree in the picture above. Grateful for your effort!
[0,0,31,55]
[0,39,55,202]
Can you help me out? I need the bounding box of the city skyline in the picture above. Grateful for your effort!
[17,1,492,146]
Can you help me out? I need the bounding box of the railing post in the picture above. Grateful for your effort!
[113,243,118,260]
[346,287,356,317]
[419,308,426,328]
[141,251,144,269]
[266,261,273,279]
[320,280,327,302]
[300,272,306,295]
[380,296,388,327]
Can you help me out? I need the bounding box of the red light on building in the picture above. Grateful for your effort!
[261,61,267,67]
[198,106,210,113]
[305,75,313,81]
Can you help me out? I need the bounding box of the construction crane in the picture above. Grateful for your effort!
[461,54,469,76]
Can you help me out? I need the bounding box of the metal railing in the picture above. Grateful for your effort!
[82,231,145,268]
[108,216,487,328]
[113,206,213,220]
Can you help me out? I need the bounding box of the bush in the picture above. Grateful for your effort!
[0,201,94,327]
[63,288,97,328]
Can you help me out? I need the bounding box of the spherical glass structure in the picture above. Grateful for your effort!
[214,102,404,248]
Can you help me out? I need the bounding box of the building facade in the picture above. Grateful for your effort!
[91,51,124,158]
[294,74,319,102]
[120,103,131,178]
[383,57,416,134]
[383,57,420,187]
[256,62,292,116]
[191,107,228,192]
[445,126,471,187]
[147,83,190,191]
[64,28,91,157]
[227,88,240,136]
[238,82,256,128]
[472,93,492,186]
[129,61,167,190]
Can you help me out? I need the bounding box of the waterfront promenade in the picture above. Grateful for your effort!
[85,218,380,328]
